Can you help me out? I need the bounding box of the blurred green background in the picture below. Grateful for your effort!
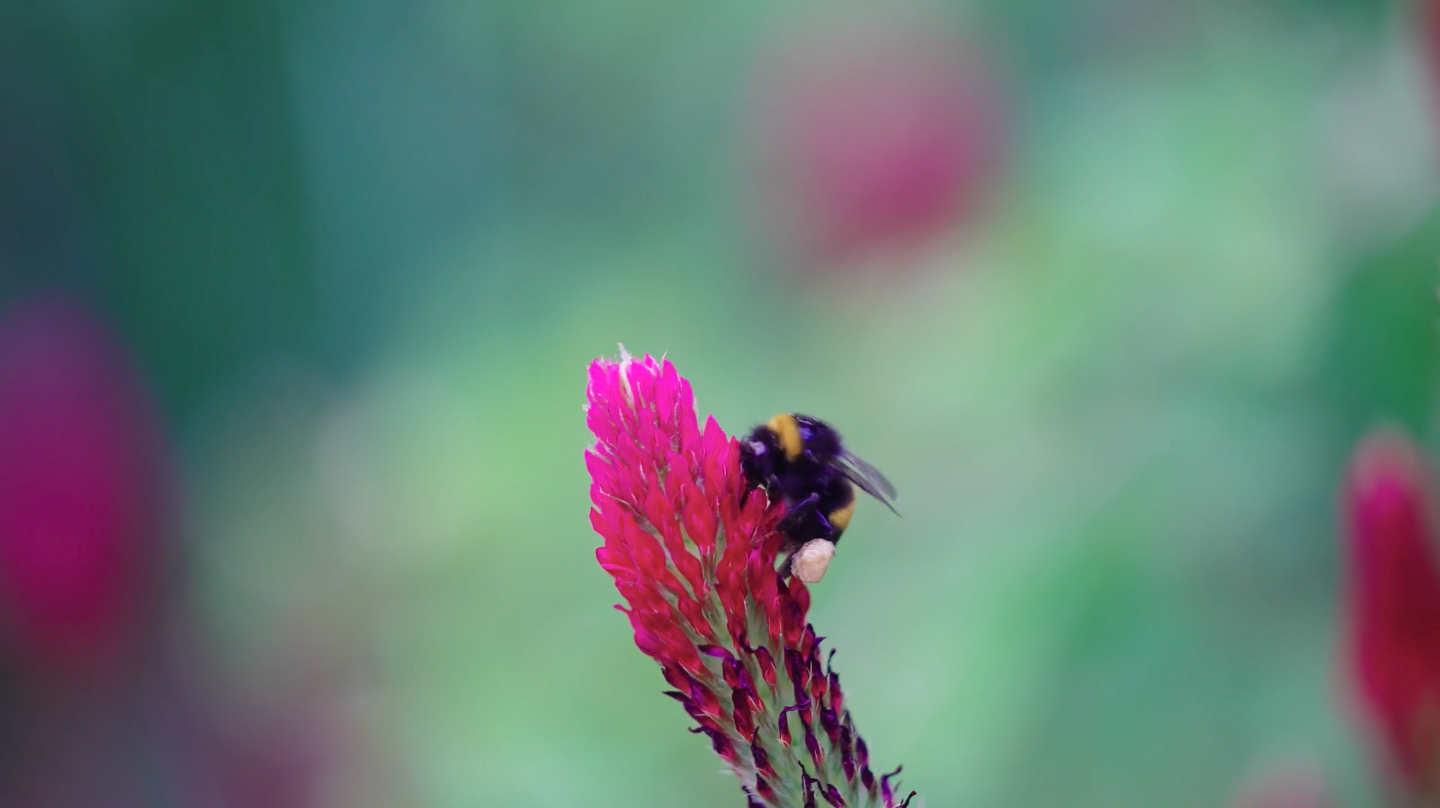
[2,0,1439,805]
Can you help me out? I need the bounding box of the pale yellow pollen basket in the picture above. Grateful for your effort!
[791,539,835,583]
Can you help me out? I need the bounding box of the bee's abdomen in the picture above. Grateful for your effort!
[739,425,783,490]
[821,477,856,537]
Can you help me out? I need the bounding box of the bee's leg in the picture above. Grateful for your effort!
[776,537,807,581]
[814,512,837,540]
[779,550,796,580]
[778,503,843,582]
[779,523,838,581]
[776,493,818,581]
[776,492,822,536]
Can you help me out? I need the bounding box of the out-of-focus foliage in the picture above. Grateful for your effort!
[1,0,1438,806]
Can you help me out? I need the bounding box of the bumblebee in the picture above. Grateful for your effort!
[739,413,898,579]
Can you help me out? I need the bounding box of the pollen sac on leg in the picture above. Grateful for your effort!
[792,539,836,582]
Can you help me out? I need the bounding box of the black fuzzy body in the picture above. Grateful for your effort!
[739,414,857,553]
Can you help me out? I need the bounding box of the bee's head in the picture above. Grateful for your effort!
[740,424,781,487]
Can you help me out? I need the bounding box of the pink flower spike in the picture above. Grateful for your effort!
[1343,427,1440,798]
[584,348,915,806]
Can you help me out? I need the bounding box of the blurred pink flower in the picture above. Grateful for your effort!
[1229,762,1331,808]
[1420,0,1440,115]
[585,349,915,807]
[750,11,1005,267]
[1343,428,1440,798]
[0,295,166,676]
[202,692,340,808]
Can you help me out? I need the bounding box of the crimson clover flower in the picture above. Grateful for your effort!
[749,9,1005,267]
[0,295,167,677]
[1343,427,1440,799]
[585,349,917,808]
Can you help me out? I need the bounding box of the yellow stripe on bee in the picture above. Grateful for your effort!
[767,413,803,460]
[828,499,856,532]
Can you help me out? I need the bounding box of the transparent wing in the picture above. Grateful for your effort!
[836,450,900,516]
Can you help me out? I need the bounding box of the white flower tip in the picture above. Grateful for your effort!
[791,539,836,583]
[615,343,635,408]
